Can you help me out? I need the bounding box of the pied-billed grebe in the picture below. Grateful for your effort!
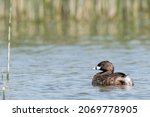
[92,60,134,86]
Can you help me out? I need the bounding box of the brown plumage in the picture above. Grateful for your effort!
[92,61,134,86]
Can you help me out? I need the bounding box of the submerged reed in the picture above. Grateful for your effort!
[6,0,12,80]
[1,73,6,100]
[2,86,6,100]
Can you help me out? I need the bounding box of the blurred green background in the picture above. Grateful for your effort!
[0,0,150,46]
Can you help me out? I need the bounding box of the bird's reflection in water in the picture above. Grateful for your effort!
[95,85,133,92]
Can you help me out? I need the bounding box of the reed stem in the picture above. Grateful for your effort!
[7,0,12,80]
[2,86,6,100]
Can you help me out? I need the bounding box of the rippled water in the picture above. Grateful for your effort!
[0,37,150,100]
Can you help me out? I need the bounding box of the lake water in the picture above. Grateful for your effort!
[0,35,150,100]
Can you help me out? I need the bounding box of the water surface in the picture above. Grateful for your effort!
[0,36,150,100]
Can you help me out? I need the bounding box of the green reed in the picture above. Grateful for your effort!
[6,0,12,80]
